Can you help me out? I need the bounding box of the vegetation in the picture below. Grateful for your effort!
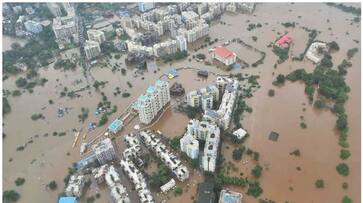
[232,147,244,160]
[281,22,296,28]
[336,163,349,176]
[340,149,351,160]
[268,89,275,97]
[272,45,289,63]
[300,122,307,129]
[273,74,285,85]
[31,113,45,121]
[3,97,11,114]
[15,77,27,88]
[48,180,58,190]
[251,165,263,178]
[78,107,89,123]
[122,92,131,98]
[247,181,263,197]
[98,114,108,127]
[315,179,324,188]
[3,190,20,202]
[341,195,353,203]
[326,3,361,16]
[149,159,172,189]
[179,105,203,119]
[342,182,349,190]
[174,187,183,196]
[15,178,25,186]
[347,48,358,59]
[290,149,301,156]
[195,53,206,60]
[170,136,181,150]
[54,59,77,71]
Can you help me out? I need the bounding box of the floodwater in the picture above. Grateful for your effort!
[2,3,360,203]
[2,35,28,51]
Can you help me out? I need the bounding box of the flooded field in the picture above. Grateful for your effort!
[3,3,360,203]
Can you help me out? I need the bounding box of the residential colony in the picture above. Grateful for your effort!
[181,77,239,172]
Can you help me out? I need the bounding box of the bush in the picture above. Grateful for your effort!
[98,114,108,126]
[12,90,22,97]
[15,77,27,88]
[342,182,348,189]
[232,147,244,160]
[300,122,307,129]
[268,89,275,97]
[315,179,324,188]
[336,163,349,176]
[342,195,352,203]
[272,45,289,62]
[15,178,25,186]
[3,190,20,202]
[48,180,57,190]
[174,187,183,196]
[314,100,325,109]
[247,181,263,197]
[251,165,263,178]
[340,149,351,160]
[290,149,301,156]
[122,92,130,98]
[275,74,285,84]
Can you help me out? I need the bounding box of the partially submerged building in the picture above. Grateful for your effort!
[218,189,243,203]
[305,42,328,63]
[213,47,237,66]
[65,175,85,198]
[92,138,117,164]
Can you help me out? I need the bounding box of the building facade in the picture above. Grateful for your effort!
[92,138,117,164]
[135,80,170,125]
[84,40,101,60]
[213,47,237,66]
[87,29,106,44]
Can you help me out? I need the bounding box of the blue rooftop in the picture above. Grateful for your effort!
[108,119,123,133]
[138,95,148,102]
[223,193,240,203]
[59,197,78,203]
[156,80,167,86]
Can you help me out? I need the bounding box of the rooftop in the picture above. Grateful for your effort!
[58,197,78,203]
[214,47,235,59]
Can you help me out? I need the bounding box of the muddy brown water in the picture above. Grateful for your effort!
[3,3,360,203]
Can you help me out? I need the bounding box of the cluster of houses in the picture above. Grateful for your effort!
[140,131,190,182]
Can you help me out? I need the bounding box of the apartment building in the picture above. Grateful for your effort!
[84,40,101,60]
[92,138,117,164]
[176,35,187,51]
[186,85,219,110]
[65,175,85,198]
[140,131,190,181]
[135,80,170,125]
[52,16,77,40]
[47,3,62,17]
[87,29,106,44]
[180,119,221,172]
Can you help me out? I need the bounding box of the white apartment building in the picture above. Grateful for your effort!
[52,16,77,40]
[178,23,209,43]
[204,79,239,129]
[85,40,101,60]
[186,85,219,110]
[103,165,131,203]
[140,131,190,181]
[120,159,154,203]
[92,138,117,164]
[87,29,106,44]
[180,119,220,172]
[176,35,187,51]
[153,39,178,57]
[135,80,170,125]
[180,134,199,159]
[65,175,85,198]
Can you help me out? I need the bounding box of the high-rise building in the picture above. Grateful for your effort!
[84,40,101,60]
[92,138,117,164]
[135,80,170,124]
[47,3,62,17]
[52,16,77,40]
[180,119,220,172]
[87,29,106,44]
[138,3,155,13]
[24,20,43,33]
[176,35,187,51]
[186,85,219,110]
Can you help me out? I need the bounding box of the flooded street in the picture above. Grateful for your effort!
[3,3,360,203]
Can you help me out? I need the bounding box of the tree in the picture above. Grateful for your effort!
[314,100,325,109]
[232,147,244,160]
[342,196,352,203]
[328,41,340,51]
[48,180,58,190]
[336,163,349,176]
[15,178,25,186]
[251,165,263,178]
[268,89,275,97]
[247,181,263,197]
[315,179,324,188]
[3,190,20,202]
[342,182,349,189]
[174,187,183,196]
[15,77,27,88]
[340,149,351,160]
[98,114,108,126]
[336,113,348,131]
[275,74,285,84]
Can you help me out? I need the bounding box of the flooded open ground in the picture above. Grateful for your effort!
[3,3,360,203]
